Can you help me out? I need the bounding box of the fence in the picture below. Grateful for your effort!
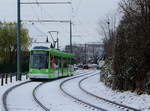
[0,72,28,86]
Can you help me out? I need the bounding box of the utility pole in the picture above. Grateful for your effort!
[17,0,21,80]
[56,31,59,49]
[107,18,110,38]
[85,44,87,64]
[70,20,73,53]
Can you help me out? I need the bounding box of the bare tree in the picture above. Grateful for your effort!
[112,0,150,94]
[97,14,118,58]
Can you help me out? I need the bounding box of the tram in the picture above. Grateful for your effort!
[28,46,74,79]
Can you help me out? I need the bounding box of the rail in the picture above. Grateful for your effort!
[2,81,32,111]
[79,74,141,111]
[59,71,107,111]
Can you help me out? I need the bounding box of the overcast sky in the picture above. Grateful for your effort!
[0,0,120,49]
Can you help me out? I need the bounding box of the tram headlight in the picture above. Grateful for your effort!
[29,69,33,72]
[45,69,49,72]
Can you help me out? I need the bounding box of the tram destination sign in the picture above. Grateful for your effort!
[32,51,48,55]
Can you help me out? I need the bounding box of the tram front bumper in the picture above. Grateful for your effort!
[29,73,49,79]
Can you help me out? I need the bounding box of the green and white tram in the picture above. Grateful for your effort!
[28,46,74,79]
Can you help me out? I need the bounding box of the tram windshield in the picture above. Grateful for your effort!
[30,51,49,69]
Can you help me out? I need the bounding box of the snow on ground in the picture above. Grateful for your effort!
[0,70,88,111]
[7,82,43,111]
[36,69,96,111]
[0,76,29,111]
[81,73,150,111]
[1,70,150,111]
[61,70,123,111]
[36,76,89,111]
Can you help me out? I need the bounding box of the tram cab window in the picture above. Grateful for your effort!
[30,51,48,69]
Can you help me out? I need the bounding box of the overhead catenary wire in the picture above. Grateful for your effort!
[27,0,72,34]
[73,0,83,17]
[30,4,40,21]
[22,0,73,49]
[20,2,72,5]
[28,24,49,43]
[70,0,92,43]
[35,0,54,20]
[31,24,47,36]
[71,0,99,42]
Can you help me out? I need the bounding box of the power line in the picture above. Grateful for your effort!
[30,5,40,21]
[20,2,71,5]
[31,24,47,36]
[22,19,71,23]
[70,0,92,43]
[35,0,54,20]
[74,0,83,16]
[34,0,72,30]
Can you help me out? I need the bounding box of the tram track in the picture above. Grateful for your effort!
[31,70,93,111]
[60,71,142,111]
[2,80,55,111]
[60,71,108,111]
[32,82,50,111]
[2,81,32,111]
[2,81,50,111]
[79,74,141,111]
[2,70,89,111]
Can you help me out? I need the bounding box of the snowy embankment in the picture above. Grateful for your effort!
[81,74,150,111]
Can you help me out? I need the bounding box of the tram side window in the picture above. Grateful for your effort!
[68,58,73,68]
[58,57,62,68]
[55,56,60,68]
[68,58,72,68]
[60,57,63,68]
[71,58,75,65]
[50,56,59,68]
[63,58,68,68]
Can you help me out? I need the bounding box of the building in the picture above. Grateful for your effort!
[65,43,104,64]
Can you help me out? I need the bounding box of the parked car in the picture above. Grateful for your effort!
[77,64,83,69]
[83,64,99,69]
[83,64,89,69]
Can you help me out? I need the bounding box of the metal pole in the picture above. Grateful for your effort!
[85,44,87,64]
[107,18,110,38]
[57,32,59,49]
[17,0,21,80]
[70,20,73,53]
